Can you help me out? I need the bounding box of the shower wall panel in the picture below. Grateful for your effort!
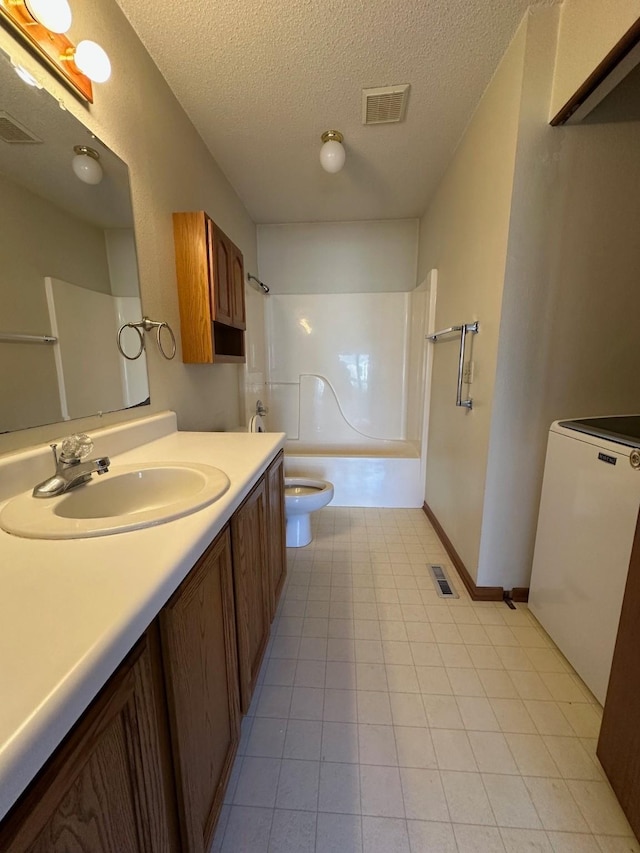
[266,293,410,443]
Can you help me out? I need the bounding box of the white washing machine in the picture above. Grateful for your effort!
[529,416,640,705]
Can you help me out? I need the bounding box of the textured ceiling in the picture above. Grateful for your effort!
[116,0,558,223]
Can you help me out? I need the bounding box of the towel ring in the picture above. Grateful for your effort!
[117,322,144,360]
[117,317,176,361]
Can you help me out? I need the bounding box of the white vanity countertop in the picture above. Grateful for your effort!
[0,414,285,822]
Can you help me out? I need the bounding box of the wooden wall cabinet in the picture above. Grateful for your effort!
[173,211,246,364]
[160,526,240,853]
[0,629,179,853]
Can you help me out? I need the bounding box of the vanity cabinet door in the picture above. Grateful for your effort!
[231,476,271,712]
[0,629,178,853]
[159,526,240,853]
[267,450,287,619]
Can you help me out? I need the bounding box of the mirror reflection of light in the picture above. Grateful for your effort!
[12,63,41,88]
[299,318,312,335]
[338,353,369,391]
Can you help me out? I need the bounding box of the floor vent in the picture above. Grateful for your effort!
[0,111,41,144]
[429,564,459,599]
[362,84,410,125]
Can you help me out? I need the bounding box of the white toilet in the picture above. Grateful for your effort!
[284,477,334,548]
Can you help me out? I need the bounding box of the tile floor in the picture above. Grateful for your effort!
[212,507,638,853]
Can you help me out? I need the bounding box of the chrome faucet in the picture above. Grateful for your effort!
[33,434,110,499]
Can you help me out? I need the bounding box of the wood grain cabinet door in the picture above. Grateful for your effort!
[267,451,287,620]
[173,210,214,363]
[160,526,240,853]
[0,629,178,853]
[230,244,246,330]
[209,222,233,326]
[597,509,640,840]
[231,476,271,713]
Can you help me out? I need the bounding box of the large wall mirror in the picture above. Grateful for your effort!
[0,51,150,434]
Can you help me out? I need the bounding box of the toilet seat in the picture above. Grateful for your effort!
[248,414,266,433]
[284,477,333,510]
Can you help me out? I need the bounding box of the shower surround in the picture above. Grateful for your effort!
[266,292,427,507]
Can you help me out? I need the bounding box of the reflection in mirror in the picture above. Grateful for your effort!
[0,51,150,434]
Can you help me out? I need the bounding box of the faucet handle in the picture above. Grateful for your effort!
[49,443,59,469]
[59,433,94,463]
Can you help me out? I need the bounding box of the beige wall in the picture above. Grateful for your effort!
[550,0,640,117]
[417,24,527,580]
[258,220,419,294]
[485,117,640,587]
[479,7,640,591]
[477,7,563,589]
[0,0,262,454]
[420,4,640,591]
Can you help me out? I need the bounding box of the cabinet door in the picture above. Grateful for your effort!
[209,221,233,326]
[173,210,214,363]
[231,476,271,712]
[267,451,287,620]
[230,244,246,330]
[160,527,240,853]
[0,630,177,853]
[597,509,640,839]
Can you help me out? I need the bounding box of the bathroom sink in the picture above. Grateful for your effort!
[0,462,230,540]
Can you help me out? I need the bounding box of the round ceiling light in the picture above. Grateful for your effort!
[320,130,345,174]
[74,40,111,83]
[24,0,72,33]
[72,145,103,184]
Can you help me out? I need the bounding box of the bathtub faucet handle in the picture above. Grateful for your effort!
[256,400,269,417]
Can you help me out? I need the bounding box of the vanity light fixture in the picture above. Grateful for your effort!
[72,145,103,185]
[0,0,111,101]
[71,40,111,83]
[320,130,346,173]
[23,0,72,34]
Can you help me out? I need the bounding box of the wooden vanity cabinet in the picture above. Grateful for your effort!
[172,211,246,364]
[159,526,240,853]
[266,450,287,619]
[231,476,271,712]
[0,628,178,853]
[0,455,286,852]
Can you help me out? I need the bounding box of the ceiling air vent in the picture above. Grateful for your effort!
[0,111,42,144]
[362,84,410,125]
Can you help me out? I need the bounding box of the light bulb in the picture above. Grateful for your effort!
[319,131,346,174]
[24,0,72,33]
[72,146,103,184]
[74,40,111,83]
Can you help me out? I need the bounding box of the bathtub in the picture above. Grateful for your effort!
[284,440,424,508]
